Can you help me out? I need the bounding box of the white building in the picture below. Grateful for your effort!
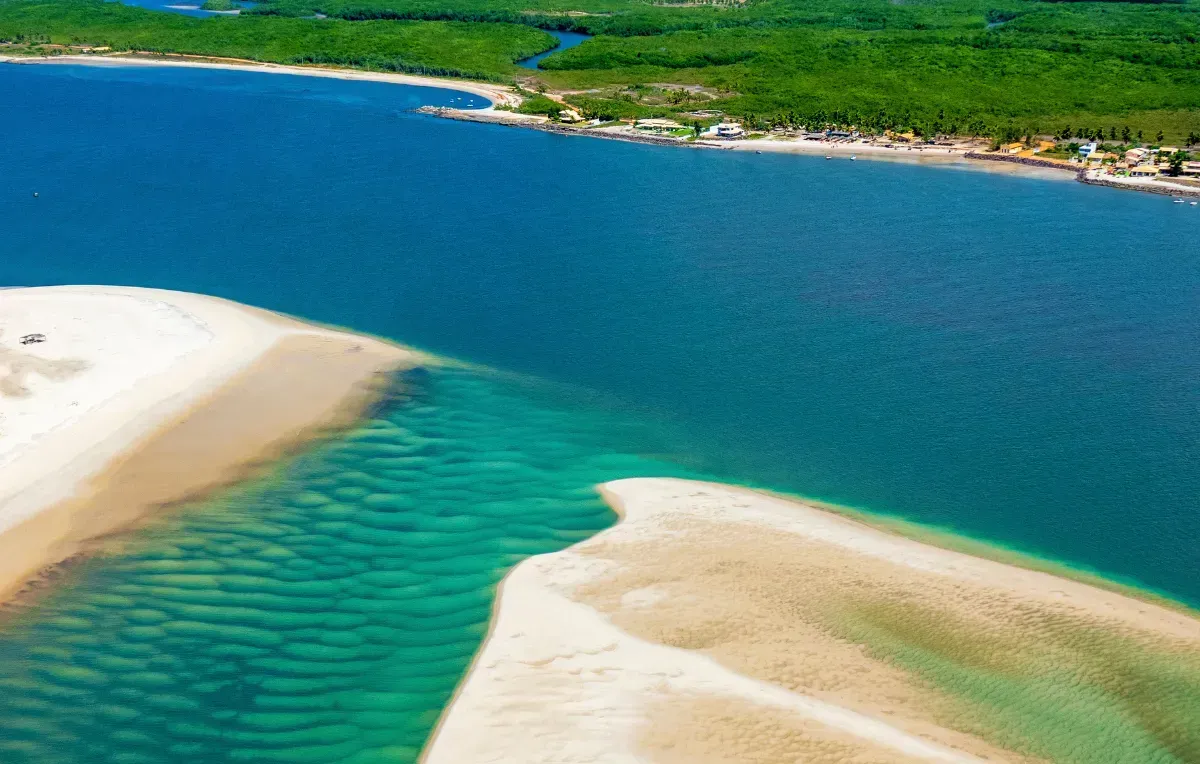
[635,118,685,134]
[1124,147,1149,164]
[711,122,745,139]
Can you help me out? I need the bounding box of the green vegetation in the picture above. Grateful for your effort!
[511,86,564,115]
[0,0,555,80]
[535,19,1200,141]
[199,0,237,11]
[0,0,1197,140]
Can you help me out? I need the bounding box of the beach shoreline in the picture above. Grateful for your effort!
[0,286,414,605]
[5,53,1198,197]
[423,477,1200,763]
[6,52,1199,197]
[0,52,522,110]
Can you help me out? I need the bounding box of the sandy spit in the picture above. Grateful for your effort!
[1,53,521,110]
[423,477,1200,764]
[0,285,413,603]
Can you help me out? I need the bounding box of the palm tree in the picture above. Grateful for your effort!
[1167,151,1187,177]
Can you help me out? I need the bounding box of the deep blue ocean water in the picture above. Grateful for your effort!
[1,61,1197,609]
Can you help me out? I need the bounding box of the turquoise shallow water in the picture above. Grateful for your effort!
[0,61,1198,762]
[0,366,698,763]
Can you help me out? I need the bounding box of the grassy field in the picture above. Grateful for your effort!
[1,0,1198,140]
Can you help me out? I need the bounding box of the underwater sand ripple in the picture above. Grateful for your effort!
[0,367,697,763]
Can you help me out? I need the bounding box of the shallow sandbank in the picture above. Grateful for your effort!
[424,477,1200,763]
[0,286,412,603]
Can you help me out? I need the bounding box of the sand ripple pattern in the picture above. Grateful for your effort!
[0,366,694,763]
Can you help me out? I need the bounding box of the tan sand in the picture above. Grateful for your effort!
[0,286,413,603]
[423,477,1200,764]
[2,53,521,109]
[712,137,1077,180]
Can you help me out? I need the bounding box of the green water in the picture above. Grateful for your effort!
[3,362,1199,763]
[0,365,698,763]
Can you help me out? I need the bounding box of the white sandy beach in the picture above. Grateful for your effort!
[0,285,411,600]
[705,136,1081,180]
[424,477,1200,764]
[1,53,521,109]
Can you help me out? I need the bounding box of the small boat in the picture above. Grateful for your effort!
[32,192,38,197]
[850,155,857,160]
[756,150,762,154]
[1173,198,1185,204]
[1192,201,1198,206]
[825,155,832,160]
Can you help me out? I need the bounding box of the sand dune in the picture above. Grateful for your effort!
[0,286,412,602]
[424,478,1200,764]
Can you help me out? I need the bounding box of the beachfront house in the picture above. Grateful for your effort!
[1124,148,1149,166]
[1130,166,1160,177]
[558,109,584,123]
[1182,162,1200,176]
[1001,142,1024,154]
[711,122,746,139]
[1078,141,1099,158]
[635,118,685,134]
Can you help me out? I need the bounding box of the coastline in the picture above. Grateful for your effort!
[0,286,414,605]
[0,52,522,110]
[424,477,1200,763]
[5,53,1197,198]
[424,107,1200,195]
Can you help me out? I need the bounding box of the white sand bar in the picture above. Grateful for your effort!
[424,561,984,764]
[0,285,410,597]
[3,55,521,109]
[425,477,1200,764]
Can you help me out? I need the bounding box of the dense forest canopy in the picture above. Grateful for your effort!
[1,0,1197,140]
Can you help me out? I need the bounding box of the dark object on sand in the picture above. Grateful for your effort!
[19,333,46,345]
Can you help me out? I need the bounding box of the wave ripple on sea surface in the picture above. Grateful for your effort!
[0,365,694,764]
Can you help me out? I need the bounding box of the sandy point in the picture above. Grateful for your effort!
[423,477,1200,764]
[0,285,414,604]
[3,54,521,109]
